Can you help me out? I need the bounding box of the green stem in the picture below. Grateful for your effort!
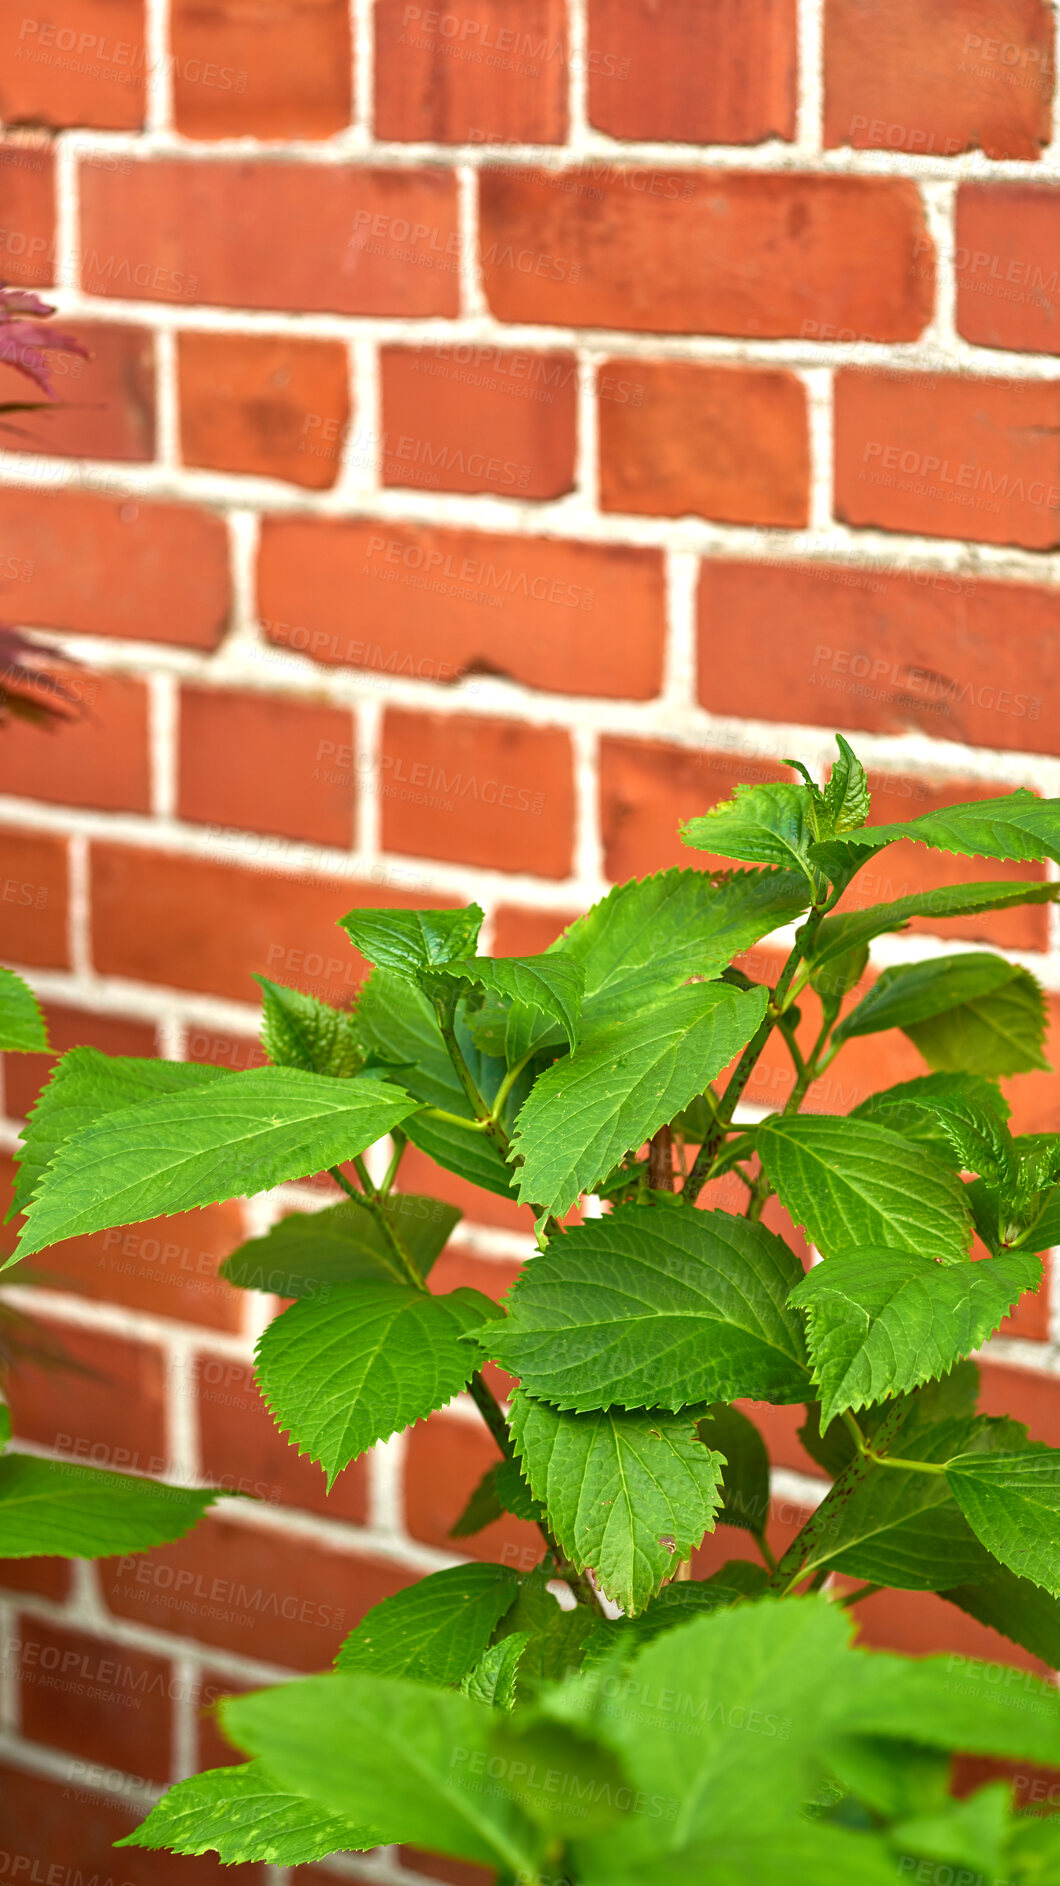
[329,1163,425,1292]
[379,1131,407,1197]
[683,907,827,1206]
[422,1106,493,1134]
[490,1047,536,1124]
[842,1406,949,1476]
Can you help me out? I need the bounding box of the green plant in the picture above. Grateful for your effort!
[8,740,1060,1880]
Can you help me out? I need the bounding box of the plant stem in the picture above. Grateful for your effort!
[328,1163,425,1292]
[379,1131,407,1197]
[422,1106,493,1134]
[649,1125,674,1192]
[683,907,827,1206]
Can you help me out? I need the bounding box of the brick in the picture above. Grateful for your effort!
[491,906,582,955]
[956,183,1060,354]
[19,1616,173,1783]
[380,344,577,501]
[855,771,1051,953]
[0,671,150,813]
[479,169,933,339]
[588,0,795,143]
[178,687,355,849]
[178,331,349,491]
[399,1852,495,1886]
[0,1760,264,1883]
[381,708,574,877]
[835,370,1060,550]
[0,1555,71,1600]
[6,1324,168,1471]
[0,488,229,648]
[0,829,68,967]
[0,141,56,285]
[824,0,1053,161]
[850,1584,1050,1673]
[0,320,154,461]
[979,1360,1060,1446]
[192,1665,258,1771]
[185,1025,268,1075]
[195,1354,368,1522]
[405,1411,545,1573]
[259,517,665,701]
[374,0,566,142]
[172,0,351,139]
[0,3,145,129]
[36,1205,248,1332]
[600,739,790,881]
[80,159,460,315]
[599,360,809,527]
[697,560,1060,756]
[1005,993,1060,1136]
[90,843,429,1002]
[100,1515,414,1668]
[3,1000,157,1122]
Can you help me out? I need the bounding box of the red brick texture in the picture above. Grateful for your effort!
[2,0,1060,1844]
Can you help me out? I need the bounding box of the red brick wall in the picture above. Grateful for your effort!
[0,3,1059,1880]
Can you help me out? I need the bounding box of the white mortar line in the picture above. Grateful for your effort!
[144,0,174,133]
[153,321,180,469]
[795,0,825,154]
[66,831,92,979]
[802,364,834,533]
[147,668,178,819]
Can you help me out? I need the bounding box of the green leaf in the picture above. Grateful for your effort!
[942,1562,1060,1668]
[11,1047,228,1218]
[254,1282,499,1482]
[824,734,871,834]
[0,1456,216,1557]
[789,1249,1041,1428]
[834,954,1048,1076]
[336,1564,521,1684]
[556,1594,856,1880]
[357,969,518,1199]
[255,976,362,1078]
[681,781,816,879]
[756,1114,972,1262]
[451,1458,545,1538]
[854,1073,1010,1163]
[801,1415,1001,1591]
[811,789,1060,879]
[696,1404,772,1537]
[834,1643,1060,1764]
[0,1405,10,1451]
[552,867,811,1029]
[892,1781,1010,1876]
[946,1447,1060,1596]
[493,1565,600,1689]
[16,1066,421,1262]
[509,1392,724,1614]
[438,953,584,1053]
[810,882,1059,996]
[0,966,47,1052]
[340,905,484,974]
[220,1195,460,1296]
[509,982,768,1217]
[222,1673,546,1874]
[116,1760,374,1864]
[489,1206,809,1411]
[461,1634,528,1710]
